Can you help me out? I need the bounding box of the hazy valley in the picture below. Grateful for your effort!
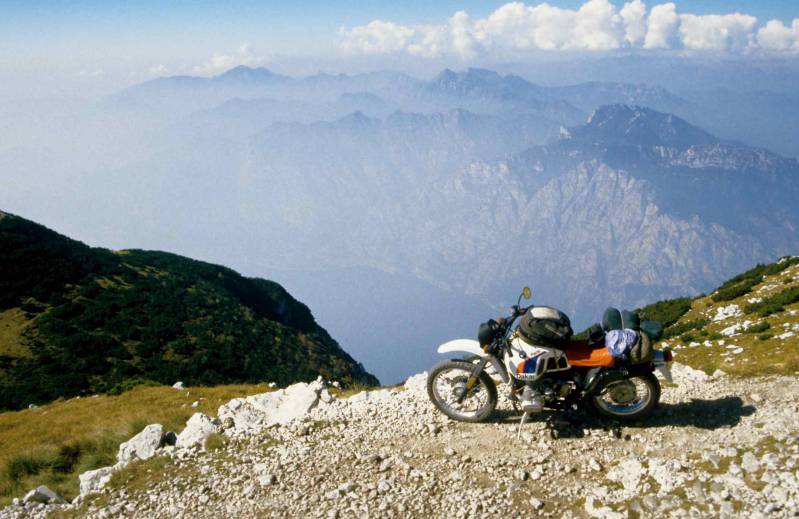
[3,65,799,382]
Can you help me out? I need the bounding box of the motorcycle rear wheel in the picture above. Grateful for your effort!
[590,372,660,422]
[427,360,497,422]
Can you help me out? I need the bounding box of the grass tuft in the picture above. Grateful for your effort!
[204,433,227,452]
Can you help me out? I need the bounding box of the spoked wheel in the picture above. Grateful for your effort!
[427,360,497,422]
[591,373,660,422]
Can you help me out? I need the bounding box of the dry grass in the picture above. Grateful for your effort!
[0,383,270,505]
[204,433,227,452]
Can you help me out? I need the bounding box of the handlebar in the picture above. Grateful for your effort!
[497,305,531,330]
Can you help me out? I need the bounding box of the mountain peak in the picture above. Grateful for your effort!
[217,65,288,82]
[431,67,503,88]
[335,110,379,130]
[568,104,718,148]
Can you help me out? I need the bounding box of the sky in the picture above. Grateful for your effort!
[1,0,798,100]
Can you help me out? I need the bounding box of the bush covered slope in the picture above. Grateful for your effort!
[636,256,799,375]
[0,210,377,409]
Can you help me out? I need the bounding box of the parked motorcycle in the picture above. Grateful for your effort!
[426,287,673,426]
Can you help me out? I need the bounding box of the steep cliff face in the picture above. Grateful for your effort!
[232,104,798,327]
[442,106,797,317]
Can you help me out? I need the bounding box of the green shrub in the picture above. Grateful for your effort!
[757,334,773,341]
[746,321,771,334]
[664,318,709,339]
[5,454,51,482]
[636,297,693,328]
[744,286,799,317]
[52,443,82,474]
[715,257,799,294]
[711,275,762,302]
[680,333,695,343]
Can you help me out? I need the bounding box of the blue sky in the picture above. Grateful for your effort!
[1,1,797,100]
[3,1,797,48]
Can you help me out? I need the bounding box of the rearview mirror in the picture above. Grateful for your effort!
[522,286,532,300]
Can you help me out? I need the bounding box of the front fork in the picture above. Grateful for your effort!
[456,356,491,404]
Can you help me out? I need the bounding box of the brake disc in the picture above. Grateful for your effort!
[607,380,637,404]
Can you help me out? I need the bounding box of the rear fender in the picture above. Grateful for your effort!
[652,350,673,383]
[584,368,626,395]
[585,362,665,395]
[437,339,509,383]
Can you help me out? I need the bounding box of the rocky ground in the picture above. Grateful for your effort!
[3,364,799,519]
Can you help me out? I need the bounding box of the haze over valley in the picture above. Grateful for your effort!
[3,1,799,383]
[4,61,799,383]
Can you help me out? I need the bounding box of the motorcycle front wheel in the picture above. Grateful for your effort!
[590,372,661,422]
[427,360,497,422]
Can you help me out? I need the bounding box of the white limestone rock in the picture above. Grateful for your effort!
[403,372,428,392]
[117,424,164,463]
[79,466,117,496]
[606,458,643,493]
[218,379,325,434]
[671,362,710,384]
[175,413,221,449]
[23,486,66,505]
[712,304,742,322]
[348,389,394,403]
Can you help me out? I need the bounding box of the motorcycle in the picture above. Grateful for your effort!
[426,287,673,427]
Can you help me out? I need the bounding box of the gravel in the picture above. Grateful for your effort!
[3,364,799,518]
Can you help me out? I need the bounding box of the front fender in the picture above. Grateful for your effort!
[437,339,509,383]
[437,339,485,357]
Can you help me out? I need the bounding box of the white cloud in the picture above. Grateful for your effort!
[757,19,799,52]
[644,3,679,49]
[679,13,757,52]
[569,0,623,51]
[338,1,799,58]
[149,64,168,75]
[620,0,647,45]
[193,43,264,75]
[474,2,578,51]
[338,20,415,55]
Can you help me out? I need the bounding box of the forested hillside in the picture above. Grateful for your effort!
[0,210,377,409]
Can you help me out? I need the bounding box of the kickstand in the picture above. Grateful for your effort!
[517,411,530,439]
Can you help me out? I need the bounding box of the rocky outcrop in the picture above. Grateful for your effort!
[117,424,164,463]
[22,487,65,505]
[217,378,325,434]
[78,466,116,497]
[175,413,221,449]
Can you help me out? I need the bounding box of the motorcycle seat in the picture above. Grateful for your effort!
[564,340,615,368]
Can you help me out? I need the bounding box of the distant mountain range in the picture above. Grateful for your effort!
[1,66,798,383]
[0,211,377,410]
[238,102,797,322]
[107,66,799,159]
